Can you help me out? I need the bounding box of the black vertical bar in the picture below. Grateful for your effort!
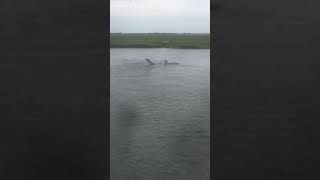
[0,0,108,179]
[211,0,216,179]
[214,0,320,179]
[106,0,110,179]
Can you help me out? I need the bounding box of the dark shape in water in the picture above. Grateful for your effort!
[145,58,155,65]
[164,60,179,65]
[117,103,139,127]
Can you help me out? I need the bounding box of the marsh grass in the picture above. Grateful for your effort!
[110,33,210,49]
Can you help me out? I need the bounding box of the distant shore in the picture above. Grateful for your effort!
[110,33,210,49]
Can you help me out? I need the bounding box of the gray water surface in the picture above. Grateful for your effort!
[110,48,210,180]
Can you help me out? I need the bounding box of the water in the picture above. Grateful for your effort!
[110,48,210,180]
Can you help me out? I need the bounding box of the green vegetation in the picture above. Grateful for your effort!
[110,33,210,49]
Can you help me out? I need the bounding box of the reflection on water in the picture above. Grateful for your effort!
[110,48,210,180]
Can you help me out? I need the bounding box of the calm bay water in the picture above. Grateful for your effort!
[110,48,210,180]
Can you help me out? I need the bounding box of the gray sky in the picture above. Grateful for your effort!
[110,0,210,33]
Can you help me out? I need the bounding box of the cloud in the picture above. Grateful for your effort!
[111,0,209,17]
[110,0,210,33]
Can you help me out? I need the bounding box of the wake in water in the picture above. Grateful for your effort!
[111,58,191,77]
[146,58,180,66]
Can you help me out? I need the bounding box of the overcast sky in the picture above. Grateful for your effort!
[110,0,210,33]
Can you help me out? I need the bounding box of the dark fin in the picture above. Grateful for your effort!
[145,58,155,65]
